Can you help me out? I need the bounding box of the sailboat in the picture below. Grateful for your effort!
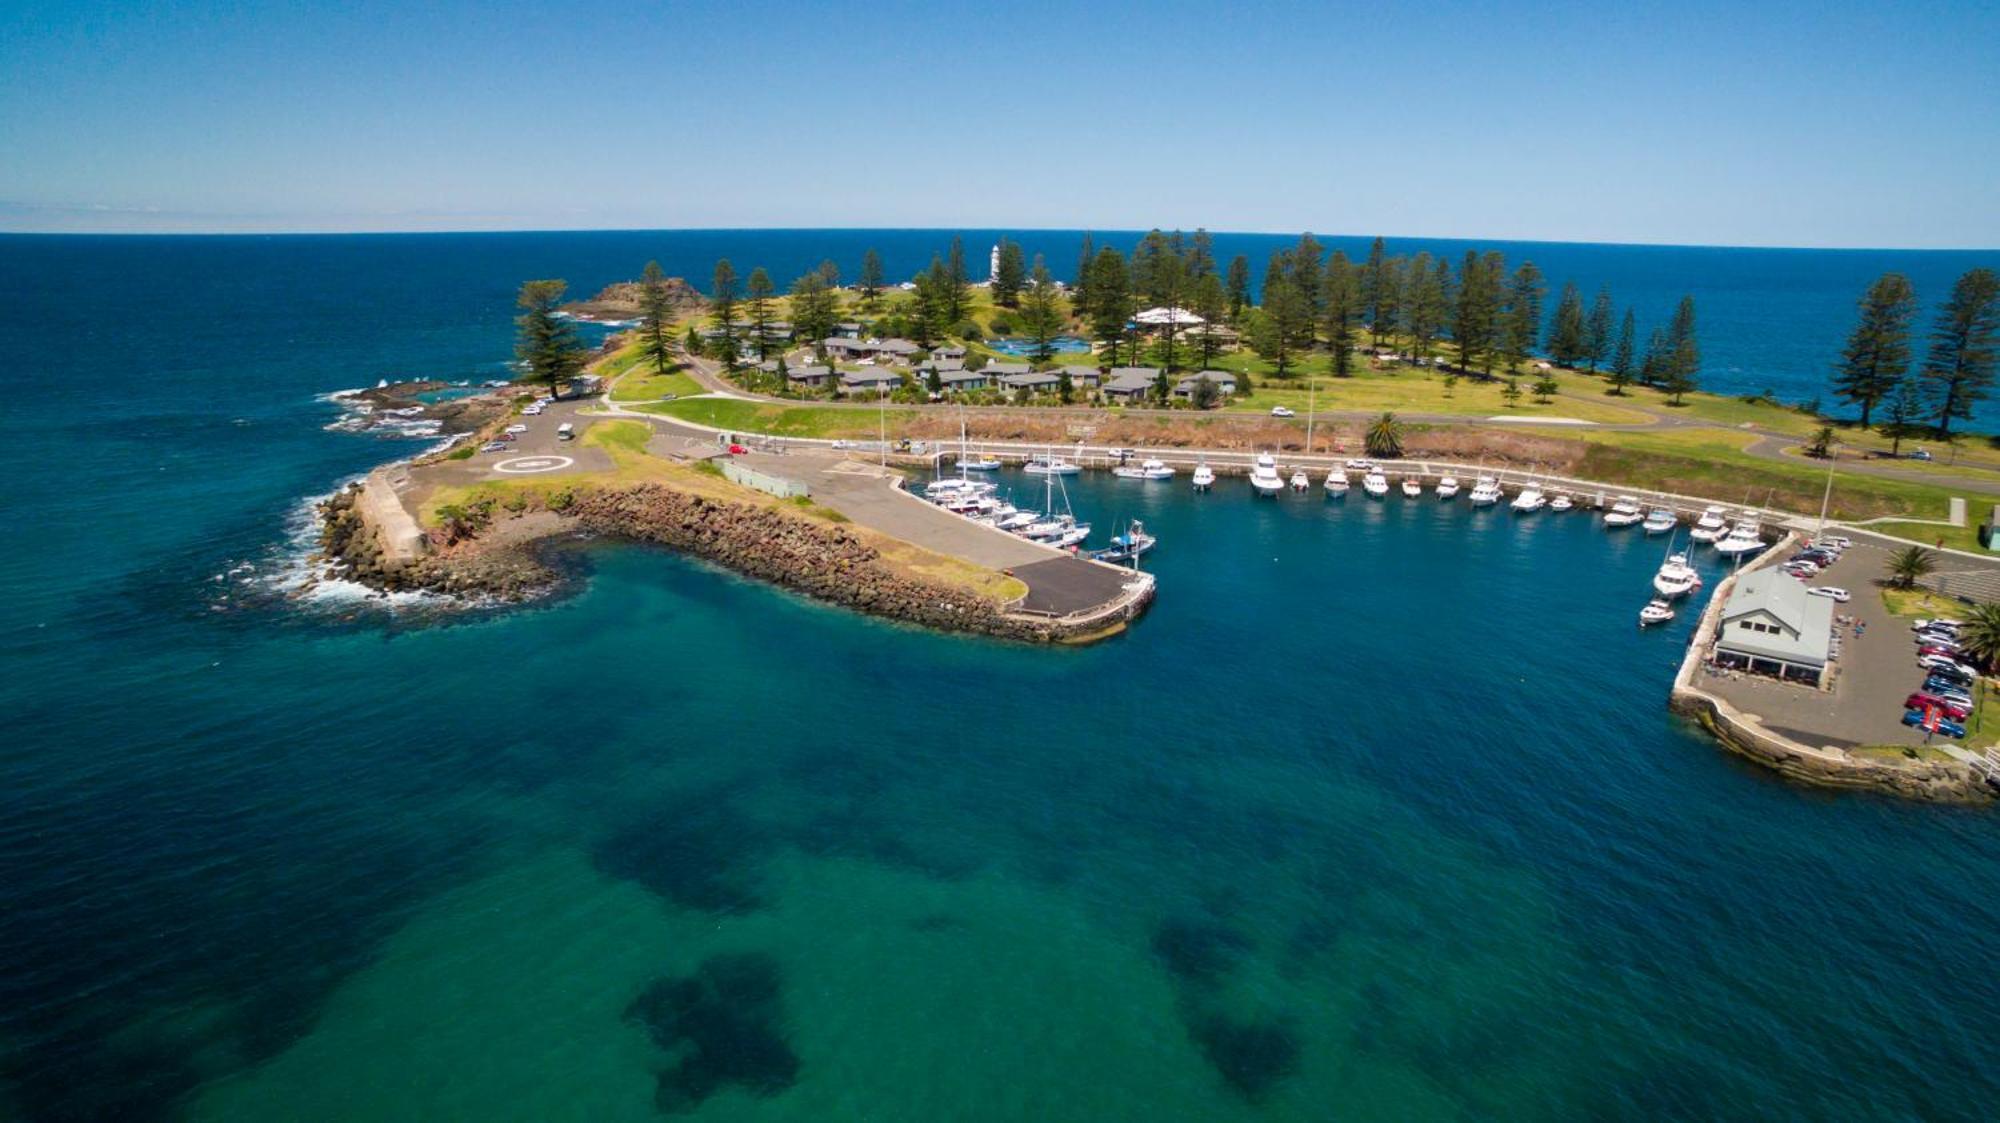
[1093,519,1156,564]
[955,418,1000,471]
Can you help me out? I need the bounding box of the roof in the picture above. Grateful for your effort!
[1000,371,1061,388]
[1102,369,1161,394]
[919,358,965,372]
[839,369,902,387]
[785,365,832,380]
[1716,568,1834,667]
[938,369,989,384]
[983,362,1032,376]
[876,338,920,354]
[932,344,968,357]
[822,337,877,351]
[1060,365,1101,377]
[1175,370,1238,391]
[1134,306,1205,326]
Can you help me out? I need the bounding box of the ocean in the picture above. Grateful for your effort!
[4,232,2000,1121]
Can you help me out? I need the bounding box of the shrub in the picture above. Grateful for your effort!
[989,317,1015,336]
[955,320,984,340]
[547,487,575,512]
[446,445,476,460]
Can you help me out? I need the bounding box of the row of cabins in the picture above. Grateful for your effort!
[783,361,1241,401]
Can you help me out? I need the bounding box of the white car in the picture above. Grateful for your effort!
[504,424,529,434]
[1346,458,1377,470]
[1806,586,1850,603]
[1270,406,1296,418]
[831,439,851,450]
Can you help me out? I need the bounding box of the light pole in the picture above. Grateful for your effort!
[1815,439,1838,538]
[1306,371,1317,456]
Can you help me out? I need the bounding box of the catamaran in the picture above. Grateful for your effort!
[1643,508,1678,534]
[1324,469,1349,495]
[1435,476,1460,499]
[1603,497,1644,527]
[1191,462,1216,491]
[1113,457,1175,480]
[1469,476,1503,506]
[1510,482,1547,512]
[1249,453,1284,495]
[1689,505,1730,543]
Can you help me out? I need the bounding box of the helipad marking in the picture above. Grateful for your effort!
[494,455,574,474]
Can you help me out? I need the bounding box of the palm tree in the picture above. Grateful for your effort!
[1955,603,2000,672]
[1806,425,1836,459]
[1365,411,1404,459]
[1886,545,1937,590]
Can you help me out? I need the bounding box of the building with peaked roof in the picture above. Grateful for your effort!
[839,369,904,396]
[785,365,835,389]
[1101,368,1162,402]
[938,369,993,392]
[1713,568,1834,683]
[1173,371,1239,400]
[999,371,1063,394]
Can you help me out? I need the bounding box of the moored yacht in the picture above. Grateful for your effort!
[1713,519,1766,556]
[1689,505,1729,542]
[1363,469,1390,497]
[1113,457,1175,480]
[1510,482,1547,512]
[1653,552,1702,598]
[1401,477,1422,498]
[959,452,1002,471]
[1290,469,1311,492]
[1024,452,1080,475]
[1093,520,1155,564]
[1249,453,1284,495]
[1468,476,1503,506]
[1324,469,1349,495]
[1642,508,1678,534]
[1435,476,1460,499]
[1603,496,1644,527]
[1549,493,1574,511]
[1639,598,1676,627]
[1191,462,1215,491]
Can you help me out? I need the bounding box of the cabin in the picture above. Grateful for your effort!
[1060,365,1102,389]
[1101,368,1161,402]
[931,344,968,361]
[822,337,880,361]
[999,371,1063,395]
[785,365,835,389]
[1713,569,1833,684]
[918,357,966,374]
[832,321,864,338]
[875,339,921,361]
[982,362,1032,378]
[937,369,992,392]
[839,369,903,396]
[1172,371,1239,400]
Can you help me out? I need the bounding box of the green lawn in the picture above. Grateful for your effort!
[1226,373,1656,424]
[636,396,908,438]
[1867,521,1987,553]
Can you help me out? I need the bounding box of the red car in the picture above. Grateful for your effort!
[727,443,748,455]
[1905,692,1972,721]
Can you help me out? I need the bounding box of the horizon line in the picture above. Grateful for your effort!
[1,224,1996,256]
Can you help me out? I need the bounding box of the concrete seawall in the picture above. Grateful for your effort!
[1667,539,1989,803]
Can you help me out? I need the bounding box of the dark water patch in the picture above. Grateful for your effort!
[909,913,963,932]
[593,798,771,915]
[1150,918,1253,986]
[791,809,985,882]
[1187,1008,1302,1102]
[625,953,799,1114]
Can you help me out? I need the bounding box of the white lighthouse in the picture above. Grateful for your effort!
[989,243,1000,284]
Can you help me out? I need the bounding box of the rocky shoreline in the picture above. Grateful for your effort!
[316,479,1146,643]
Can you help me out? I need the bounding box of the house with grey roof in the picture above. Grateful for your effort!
[785,365,834,389]
[918,357,965,374]
[1101,368,1163,402]
[983,362,1032,378]
[875,338,921,359]
[1172,370,1239,401]
[839,369,904,396]
[822,337,880,360]
[999,370,1063,394]
[1713,568,1834,683]
[1060,365,1102,389]
[938,369,992,392]
[931,344,968,361]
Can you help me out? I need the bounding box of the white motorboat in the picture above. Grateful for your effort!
[1549,493,1574,511]
[1400,477,1422,498]
[1653,552,1702,598]
[1689,505,1729,542]
[1713,520,1766,556]
[1603,496,1644,527]
[995,509,1040,531]
[1510,482,1547,512]
[1093,520,1155,564]
[1363,470,1390,497]
[1324,470,1349,495]
[1468,476,1503,506]
[960,453,1001,471]
[1290,470,1311,492]
[1435,476,1460,499]
[1639,598,1676,627]
[1191,462,1216,491]
[1643,508,1678,534]
[1114,457,1175,480]
[1249,453,1284,495]
[1024,450,1080,475]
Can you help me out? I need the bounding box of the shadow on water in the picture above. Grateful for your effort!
[625,953,800,1114]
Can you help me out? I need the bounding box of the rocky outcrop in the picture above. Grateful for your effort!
[1669,690,1990,803]
[317,485,555,599]
[562,278,706,320]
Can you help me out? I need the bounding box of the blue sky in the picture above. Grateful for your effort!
[2,0,1996,246]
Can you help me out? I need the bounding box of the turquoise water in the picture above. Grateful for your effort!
[6,234,2000,1120]
[986,336,1088,356]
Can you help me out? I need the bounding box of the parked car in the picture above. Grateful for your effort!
[1782,563,1820,578]
[1806,586,1850,602]
[1797,551,1837,565]
[1906,693,1972,720]
[1816,535,1853,549]
[1270,406,1296,418]
[1909,449,1933,461]
[1919,654,1977,678]
[1345,459,1377,470]
[1913,618,1963,631]
[505,424,529,434]
[480,441,508,453]
[1902,708,1966,738]
[1923,672,1974,695]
